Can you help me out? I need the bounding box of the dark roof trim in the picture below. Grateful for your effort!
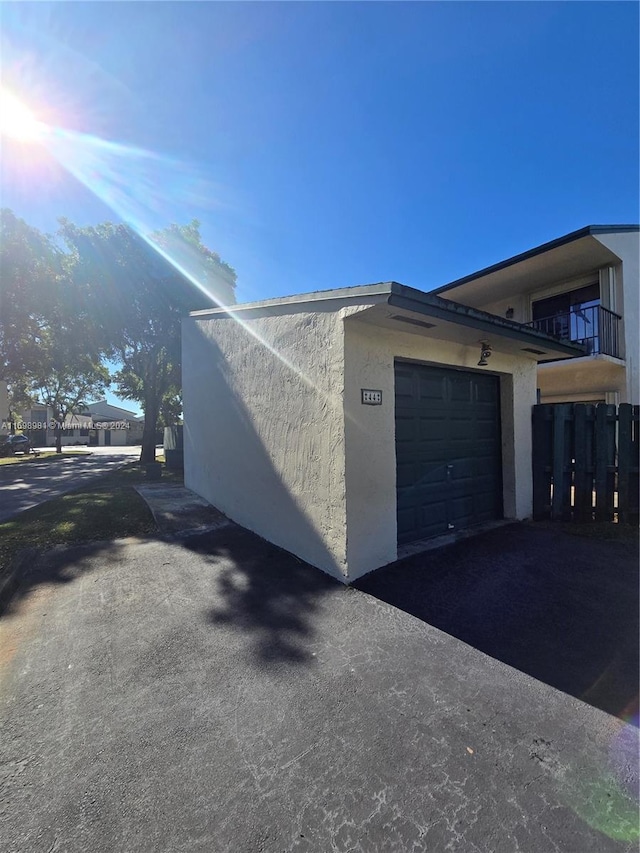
[190,279,586,357]
[387,282,586,357]
[430,225,639,296]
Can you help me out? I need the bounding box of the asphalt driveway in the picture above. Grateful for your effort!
[1,521,637,852]
[356,522,639,723]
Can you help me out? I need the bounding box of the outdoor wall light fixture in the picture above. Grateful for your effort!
[505,307,514,319]
[478,341,493,366]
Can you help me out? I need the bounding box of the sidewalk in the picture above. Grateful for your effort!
[134,482,232,536]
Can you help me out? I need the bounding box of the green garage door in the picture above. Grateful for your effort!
[395,361,503,545]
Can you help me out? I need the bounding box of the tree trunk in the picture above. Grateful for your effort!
[140,410,158,464]
[54,413,62,453]
[140,373,159,465]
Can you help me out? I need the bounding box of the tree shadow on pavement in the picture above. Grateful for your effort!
[180,523,341,666]
[355,522,639,724]
[0,539,132,619]
[1,524,342,670]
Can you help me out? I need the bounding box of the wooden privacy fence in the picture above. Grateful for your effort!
[532,403,639,524]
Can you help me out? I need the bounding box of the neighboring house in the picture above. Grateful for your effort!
[20,399,144,447]
[86,399,145,446]
[430,225,639,405]
[183,282,582,582]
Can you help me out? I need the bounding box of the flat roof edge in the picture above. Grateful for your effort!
[430,225,640,295]
[386,283,586,357]
[188,282,394,317]
[188,277,586,358]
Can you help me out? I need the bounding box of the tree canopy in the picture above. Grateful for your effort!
[1,210,235,460]
[60,219,236,462]
[1,209,110,449]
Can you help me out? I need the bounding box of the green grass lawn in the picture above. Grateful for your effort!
[0,450,90,466]
[0,463,183,583]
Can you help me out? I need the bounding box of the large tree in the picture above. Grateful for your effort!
[1,209,110,449]
[0,208,60,384]
[61,219,236,463]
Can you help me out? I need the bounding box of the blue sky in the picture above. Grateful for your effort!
[1,1,638,411]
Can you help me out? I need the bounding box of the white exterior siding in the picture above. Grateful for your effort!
[343,319,537,580]
[183,308,354,581]
[184,301,539,583]
[594,231,640,404]
[438,229,638,406]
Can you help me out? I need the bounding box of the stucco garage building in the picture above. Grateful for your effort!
[183,282,582,583]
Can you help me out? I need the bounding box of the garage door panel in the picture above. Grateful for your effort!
[476,381,499,403]
[418,421,448,443]
[397,508,418,540]
[450,378,473,402]
[474,456,499,475]
[419,507,447,534]
[450,459,474,479]
[397,463,448,488]
[396,465,418,489]
[418,375,446,401]
[451,495,474,520]
[395,362,502,545]
[474,422,498,441]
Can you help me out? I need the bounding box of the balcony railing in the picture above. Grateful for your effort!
[526,305,622,358]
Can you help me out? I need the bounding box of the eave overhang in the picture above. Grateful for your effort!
[428,225,639,305]
[189,280,587,361]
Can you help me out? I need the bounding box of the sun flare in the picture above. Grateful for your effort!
[0,89,46,142]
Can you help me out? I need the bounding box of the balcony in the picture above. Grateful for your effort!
[526,305,622,358]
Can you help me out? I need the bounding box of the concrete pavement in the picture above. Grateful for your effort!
[1,521,637,852]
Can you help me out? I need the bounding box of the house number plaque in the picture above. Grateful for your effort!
[361,389,382,405]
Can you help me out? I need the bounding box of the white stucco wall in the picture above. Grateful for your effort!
[184,304,538,583]
[182,307,355,580]
[594,232,640,404]
[470,294,528,323]
[343,319,538,580]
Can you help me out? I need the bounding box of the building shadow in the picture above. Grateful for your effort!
[355,522,639,724]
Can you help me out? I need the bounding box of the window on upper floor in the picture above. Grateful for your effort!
[532,282,601,351]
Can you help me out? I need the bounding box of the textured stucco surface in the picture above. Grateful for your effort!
[184,305,538,582]
[183,307,363,580]
[537,356,627,404]
[594,231,639,404]
[343,318,537,579]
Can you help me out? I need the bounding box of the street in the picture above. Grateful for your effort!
[0,446,141,523]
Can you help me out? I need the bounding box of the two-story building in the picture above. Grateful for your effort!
[430,225,639,406]
[181,224,636,582]
[19,399,144,447]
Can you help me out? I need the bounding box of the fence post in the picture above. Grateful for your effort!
[618,404,631,524]
[574,404,591,522]
[532,405,551,520]
[551,405,568,520]
[594,404,610,522]
[632,406,640,525]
